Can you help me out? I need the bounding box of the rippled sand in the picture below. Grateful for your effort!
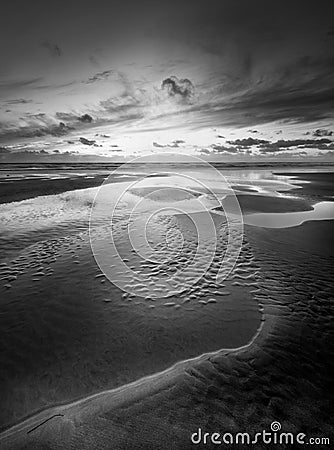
[1,169,333,448]
[1,219,333,449]
[0,179,261,431]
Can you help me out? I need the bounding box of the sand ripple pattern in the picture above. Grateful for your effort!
[89,154,244,298]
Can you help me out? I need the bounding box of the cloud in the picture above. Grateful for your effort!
[299,142,334,151]
[95,133,110,138]
[78,114,93,123]
[55,112,76,121]
[312,129,333,137]
[0,117,74,139]
[210,144,239,154]
[153,142,164,148]
[199,137,334,156]
[161,76,195,103]
[226,137,269,147]
[86,70,114,84]
[100,95,140,113]
[258,138,333,153]
[0,77,43,92]
[153,140,185,148]
[55,112,93,124]
[5,98,33,105]
[198,148,211,155]
[259,138,332,149]
[79,137,96,146]
[191,55,334,128]
[198,143,253,156]
[43,122,73,137]
[42,41,62,57]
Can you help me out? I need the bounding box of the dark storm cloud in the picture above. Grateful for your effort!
[42,41,62,57]
[162,76,195,103]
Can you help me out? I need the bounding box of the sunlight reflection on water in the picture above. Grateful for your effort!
[244,201,334,228]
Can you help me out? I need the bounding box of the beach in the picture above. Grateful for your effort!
[2,0,334,446]
[0,165,333,448]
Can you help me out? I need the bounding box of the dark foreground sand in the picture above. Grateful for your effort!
[1,219,333,449]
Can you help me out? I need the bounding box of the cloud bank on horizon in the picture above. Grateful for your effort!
[0,0,334,161]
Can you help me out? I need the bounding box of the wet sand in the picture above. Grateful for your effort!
[0,168,333,448]
[1,219,333,449]
[0,182,261,431]
[0,173,142,205]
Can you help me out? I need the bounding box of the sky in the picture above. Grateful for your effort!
[0,0,334,162]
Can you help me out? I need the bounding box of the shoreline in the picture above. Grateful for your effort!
[0,166,333,206]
